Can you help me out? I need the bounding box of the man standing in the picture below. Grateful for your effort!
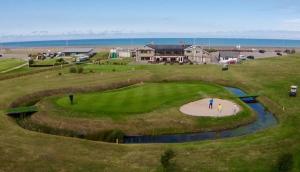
[209,98,214,109]
[218,104,223,113]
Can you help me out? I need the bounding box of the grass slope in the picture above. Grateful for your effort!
[0,54,300,171]
[30,82,253,136]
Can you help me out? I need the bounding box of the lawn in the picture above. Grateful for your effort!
[33,58,58,65]
[83,64,145,73]
[0,58,25,72]
[32,82,253,136]
[0,54,300,171]
[55,82,228,117]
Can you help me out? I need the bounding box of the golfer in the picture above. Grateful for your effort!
[209,98,214,109]
[218,104,223,113]
[234,104,238,114]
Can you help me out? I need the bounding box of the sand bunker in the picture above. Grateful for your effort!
[180,98,241,117]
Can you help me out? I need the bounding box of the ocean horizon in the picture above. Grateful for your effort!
[1,38,300,48]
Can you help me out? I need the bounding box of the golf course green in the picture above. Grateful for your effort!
[55,82,231,117]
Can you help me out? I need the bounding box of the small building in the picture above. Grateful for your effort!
[61,48,95,57]
[110,48,136,58]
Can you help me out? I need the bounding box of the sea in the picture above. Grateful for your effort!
[1,38,300,48]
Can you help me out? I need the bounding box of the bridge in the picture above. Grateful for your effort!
[237,95,259,99]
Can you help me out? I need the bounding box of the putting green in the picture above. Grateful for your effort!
[55,82,232,118]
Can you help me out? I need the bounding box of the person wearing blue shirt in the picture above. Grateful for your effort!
[209,98,214,109]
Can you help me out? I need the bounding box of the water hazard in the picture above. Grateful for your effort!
[124,87,278,144]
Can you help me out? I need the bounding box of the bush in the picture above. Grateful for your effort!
[69,66,84,74]
[291,49,296,54]
[69,67,77,73]
[275,153,294,172]
[161,149,176,171]
[77,67,84,74]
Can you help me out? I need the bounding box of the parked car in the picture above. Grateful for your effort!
[239,55,247,60]
[0,54,3,57]
[247,56,255,60]
[277,53,282,56]
[259,50,266,53]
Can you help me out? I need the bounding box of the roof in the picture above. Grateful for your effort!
[61,48,94,53]
[146,44,192,51]
[219,51,240,58]
[184,45,203,50]
[137,46,155,50]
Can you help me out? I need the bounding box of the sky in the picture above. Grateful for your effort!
[1,0,300,42]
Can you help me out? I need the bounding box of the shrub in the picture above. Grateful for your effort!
[112,68,116,72]
[291,49,296,54]
[69,66,84,74]
[77,66,84,74]
[161,149,176,171]
[69,67,77,73]
[56,58,65,64]
[275,153,294,172]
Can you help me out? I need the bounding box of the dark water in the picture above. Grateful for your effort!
[123,87,278,144]
[2,38,300,48]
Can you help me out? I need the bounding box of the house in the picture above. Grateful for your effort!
[184,45,211,64]
[219,51,240,64]
[110,48,136,58]
[61,48,95,57]
[136,44,210,64]
[136,46,155,62]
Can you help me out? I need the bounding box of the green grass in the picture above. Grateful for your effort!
[0,54,300,171]
[33,58,57,65]
[83,64,145,73]
[0,58,25,72]
[55,82,227,118]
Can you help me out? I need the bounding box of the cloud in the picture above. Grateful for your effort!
[282,18,300,31]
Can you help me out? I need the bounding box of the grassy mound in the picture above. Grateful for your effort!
[55,82,230,118]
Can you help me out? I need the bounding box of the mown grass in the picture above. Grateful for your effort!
[32,58,57,65]
[0,58,25,72]
[26,82,253,136]
[83,64,145,73]
[55,82,228,118]
[0,54,300,171]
